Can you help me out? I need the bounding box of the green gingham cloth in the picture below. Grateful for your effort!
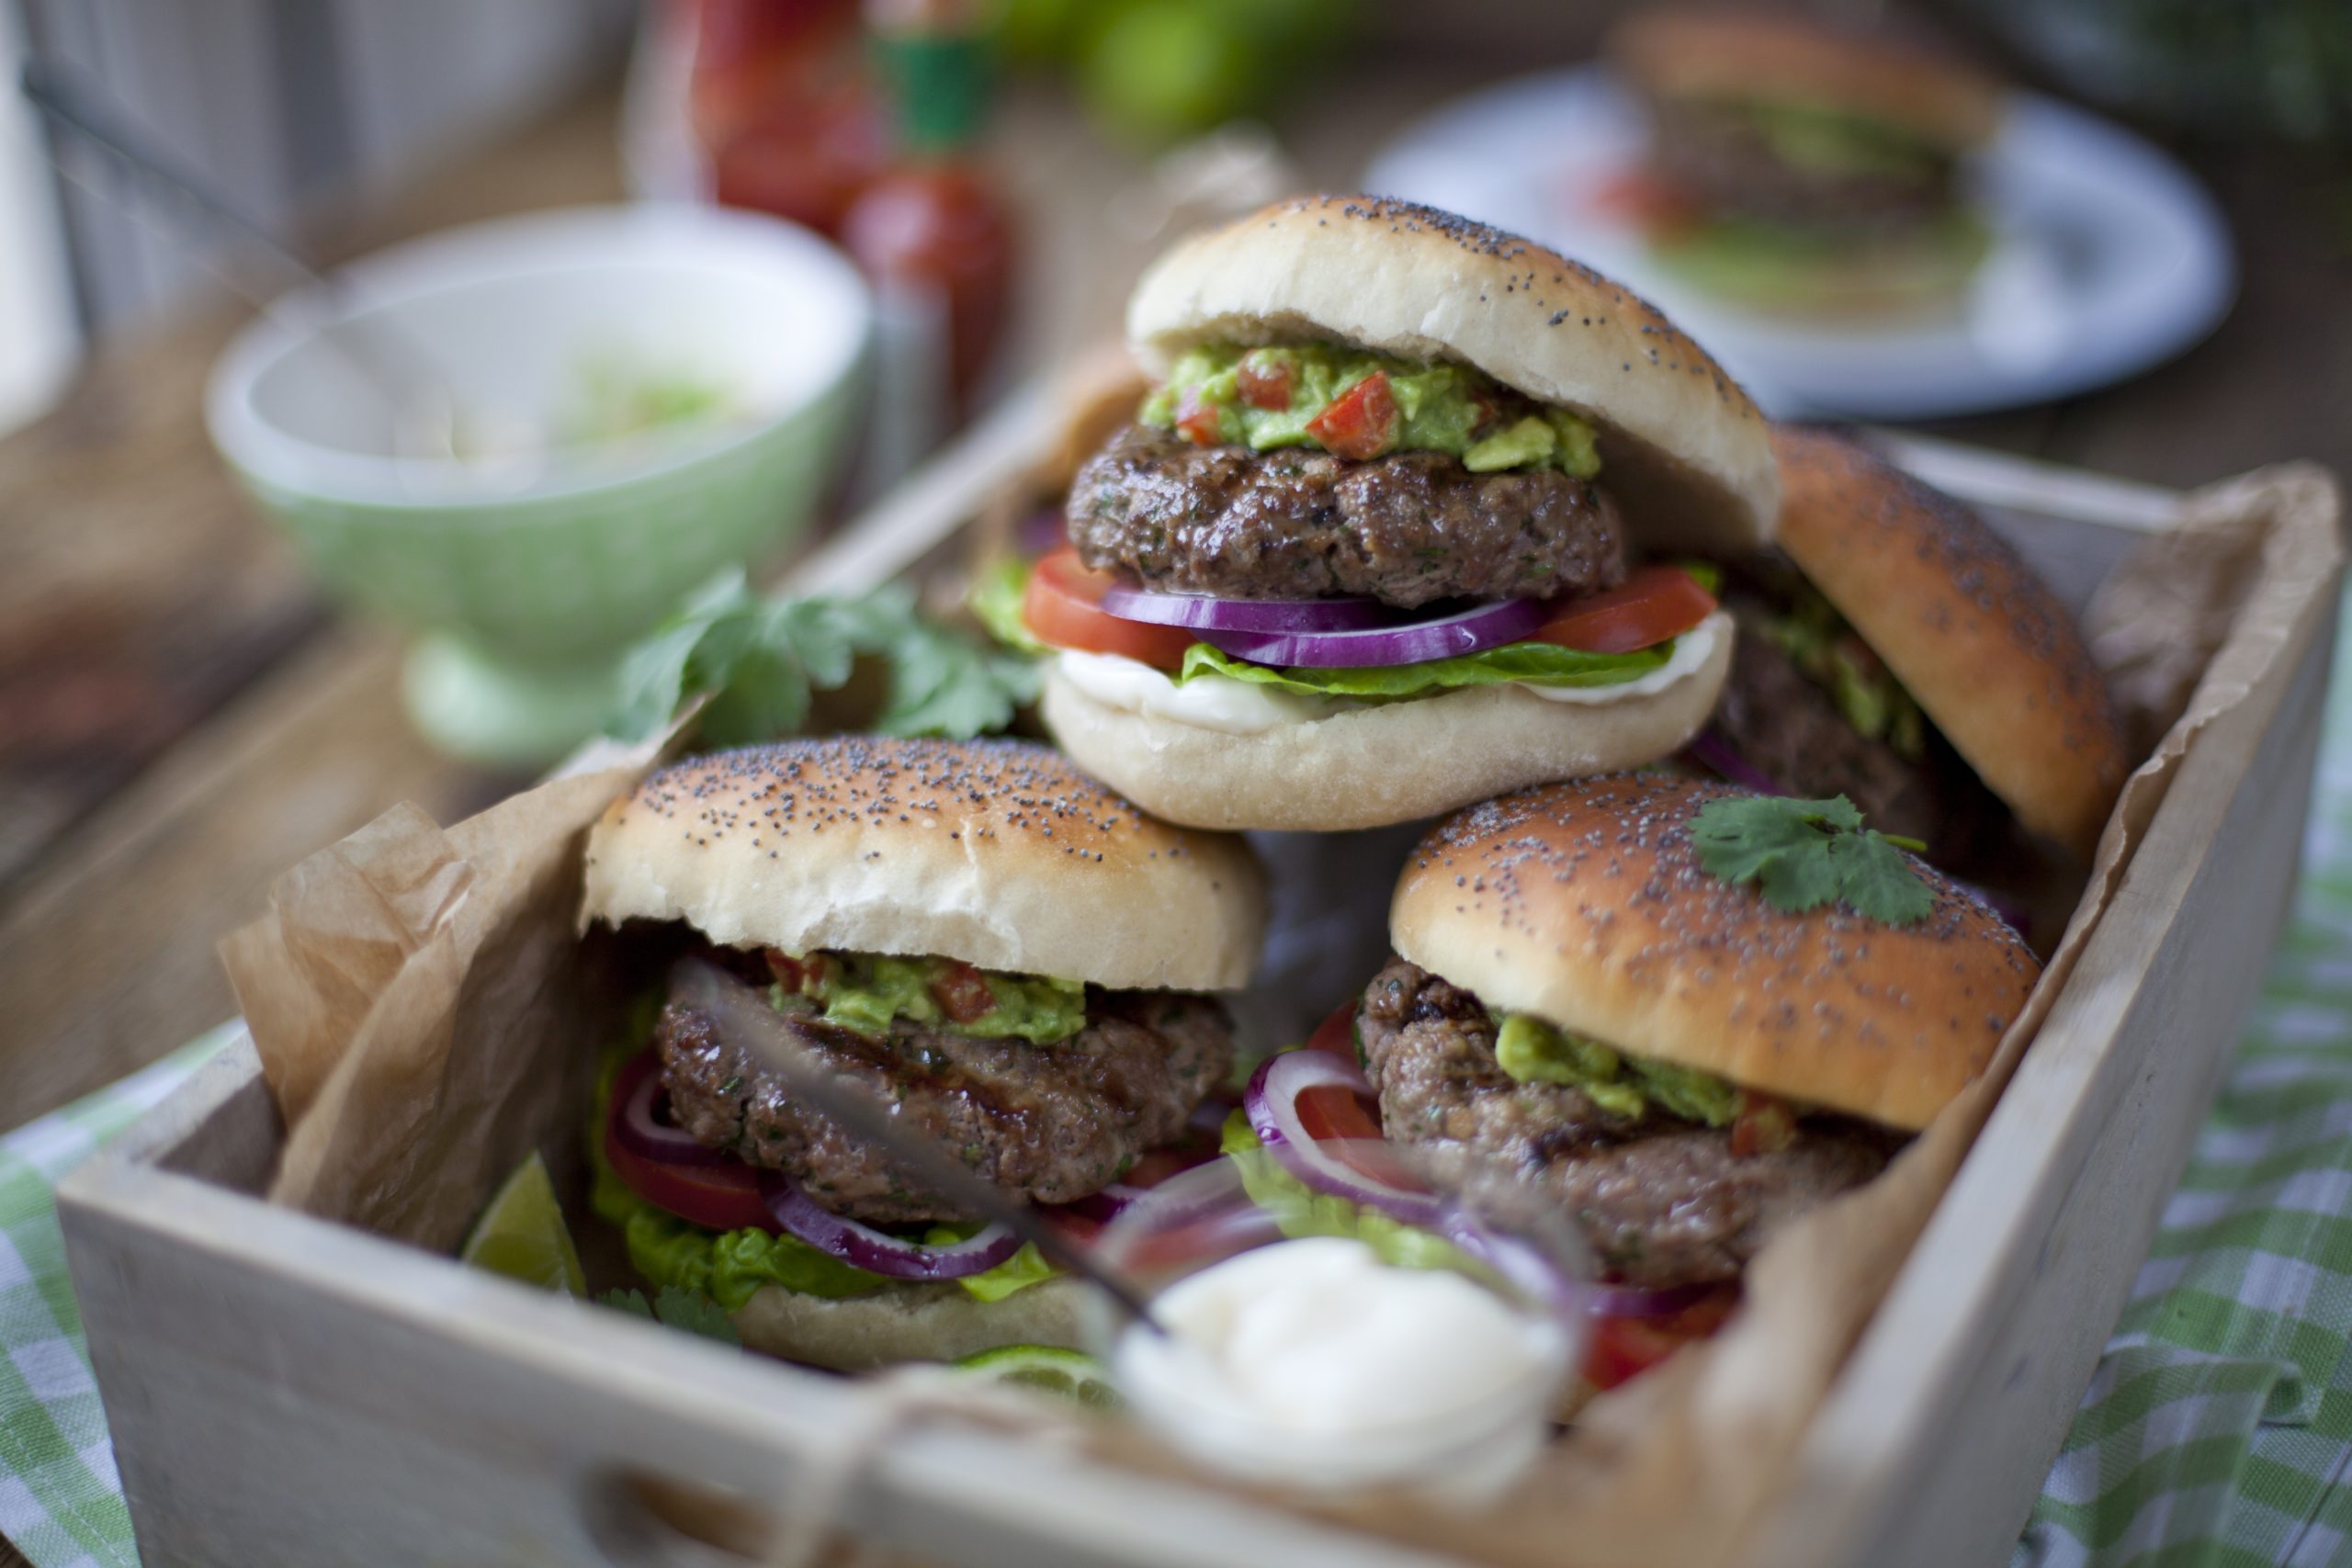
[8,672,2352,1568]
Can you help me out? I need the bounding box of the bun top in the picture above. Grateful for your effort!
[1126,194,1779,557]
[1389,774,2039,1131]
[1771,427,2130,860]
[582,737,1268,991]
[1611,6,2003,151]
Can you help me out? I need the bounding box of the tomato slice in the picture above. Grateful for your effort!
[1306,371,1397,460]
[1022,548,1196,671]
[1586,1284,1740,1391]
[1590,168,1702,237]
[1305,1001,1357,1061]
[1295,1083,1385,1144]
[1533,565,1718,656]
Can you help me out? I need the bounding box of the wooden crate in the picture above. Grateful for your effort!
[56,399,2344,1568]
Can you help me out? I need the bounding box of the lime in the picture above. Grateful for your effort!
[1080,2,1258,149]
[461,1151,586,1296]
[952,1344,1122,1410]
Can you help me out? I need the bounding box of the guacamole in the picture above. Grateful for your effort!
[776,951,1090,1045]
[1139,342,1601,476]
[1760,586,1928,761]
[1493,1013,1742,1126]
[1732,98,1947,181]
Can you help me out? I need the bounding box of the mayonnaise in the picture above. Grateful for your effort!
[1055,649,1337,735]
[1114,1236,1570,1499]
[1514,609,1730,705]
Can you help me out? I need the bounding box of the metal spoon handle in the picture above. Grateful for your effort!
[671,958,1167,1334]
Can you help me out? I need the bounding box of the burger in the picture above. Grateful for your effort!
[1330,773,2039,1393]
[1693,426,2130,865]
[993,194,1777,833]
[578,735,1267,1368]
[1607,6,2003,316]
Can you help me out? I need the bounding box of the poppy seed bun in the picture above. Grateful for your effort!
[1611,7,2003,152]
[727,1276,1084,1371]
[1390,774,2040,1131]
[1038,615,1733,832]
[1772,428,2129,861]
[581,737,1267,990]
[1126,195,1778,558]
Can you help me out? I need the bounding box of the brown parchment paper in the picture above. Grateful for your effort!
[219,462,2340,1564]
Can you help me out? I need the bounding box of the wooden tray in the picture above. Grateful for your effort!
[56,394,2343,1568]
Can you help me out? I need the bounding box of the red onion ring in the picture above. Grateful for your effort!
[1683,728,1786,796]
[757,1172,1021,1280]
[1243,1050,1442,1226]
[1200,597,1548,669]
[1588,1280,1721,1319]
[1100,581,1393,634]
[609,1055,729,1167]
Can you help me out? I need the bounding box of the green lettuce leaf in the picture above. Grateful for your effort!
[1177,637,1670,699]
[967,556,1049,657]
[1219,1111,1471,1273]
[937,1238,1058,1302]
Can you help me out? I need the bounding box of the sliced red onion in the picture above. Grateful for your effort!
[1442,1213,1589,1320]
[1244,1050,1442,1226]
[757,1171,1021,1280]
[1200,596,1547,669]
[1100,581,1392,634]
[610,1057,728,1168]
[1055,1182,1149,1224]
[1588,1280,1720,1319]
[1684,728,1786,796]
[1017,506,1067,558]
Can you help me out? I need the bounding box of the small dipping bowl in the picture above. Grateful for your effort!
[1088,1142,1592,1504]
[206,204,869,767]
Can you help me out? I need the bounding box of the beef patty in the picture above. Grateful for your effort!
[1646,100,1956,234]
[1355,957,1901,1286]
[1069,422,1625,609]
[658,979,1234,1225]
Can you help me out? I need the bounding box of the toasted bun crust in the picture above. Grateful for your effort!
[1391,774,2040,1131]
[1611,7,2003,151]
[582,737,1267,990]
[1772,428,2130,860]
[1126,195,1778,557]
[729,1277,1086,1371]
[1038,618,1733,832]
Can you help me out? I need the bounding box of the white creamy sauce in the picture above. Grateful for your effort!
[1114,1237,1567,1497]
[1057,610,1727,732]
[1056,649,1336,735]
[1514,609,1730,705]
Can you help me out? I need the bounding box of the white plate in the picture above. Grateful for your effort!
[1361,67,2235,420]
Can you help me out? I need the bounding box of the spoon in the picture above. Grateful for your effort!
[671,958,1170,1335]
[19,59,463,459]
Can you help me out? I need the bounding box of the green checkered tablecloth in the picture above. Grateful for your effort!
[7,641,2352,1565]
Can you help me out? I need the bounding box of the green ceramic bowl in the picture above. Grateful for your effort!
[206,205,869,767]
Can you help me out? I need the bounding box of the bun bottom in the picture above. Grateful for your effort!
[1039,630,1733,832]
[730,1276,1088,1370]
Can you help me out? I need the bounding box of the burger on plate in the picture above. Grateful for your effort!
[1245,773,2038,1396]
[1608,6,2004,316]
[1692,426,2130,866]
[579,735,1267,1368]
[987,194,1777,833]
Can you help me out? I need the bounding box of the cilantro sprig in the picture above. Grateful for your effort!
[599,1285,741,1346]
[607,568,1041,748]
[1690,794,1934,926]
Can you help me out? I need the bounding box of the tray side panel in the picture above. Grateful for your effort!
[1749,591,2336,1568]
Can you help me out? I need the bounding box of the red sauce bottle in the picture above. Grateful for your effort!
[693,0,886,238]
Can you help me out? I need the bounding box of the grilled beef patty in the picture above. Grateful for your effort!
[1069,422,1625,610]
[1710,596,2003,863]
[657,978,1233,1225]
[1645,99,1956,233]
[1355,957,1901,1287]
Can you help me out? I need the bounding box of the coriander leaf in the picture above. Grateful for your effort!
[1690,794,1933,926]
[608,568,765,741]
[652,1285,742,1345]
[874,615,1042,738]
[596,1285,741,1346]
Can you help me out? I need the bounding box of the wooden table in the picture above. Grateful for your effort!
[2,63,2346,1134]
